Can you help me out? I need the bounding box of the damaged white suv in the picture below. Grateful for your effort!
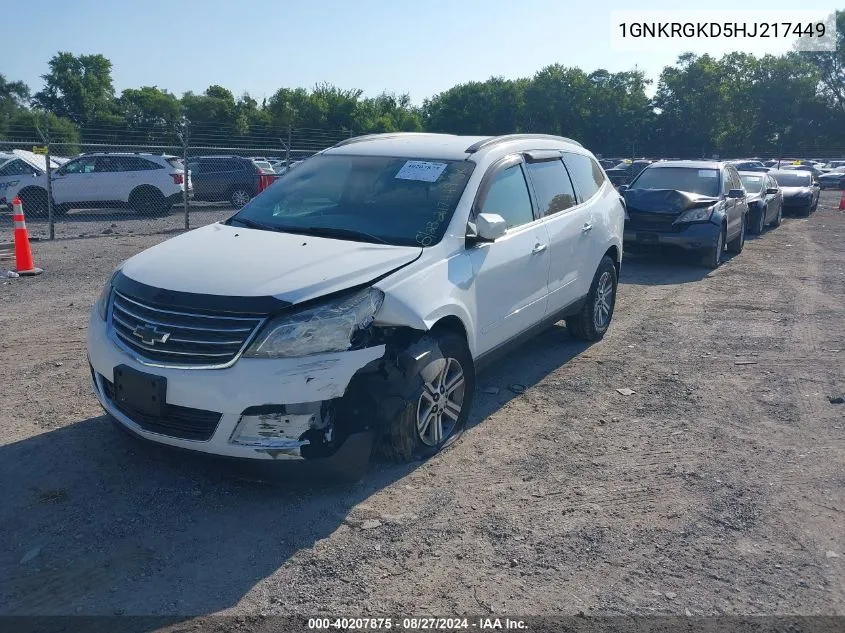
[87,133,624,471]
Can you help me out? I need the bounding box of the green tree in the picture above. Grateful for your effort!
[796,11,845,112]
[118,86,182,142]
[33,52,117,126]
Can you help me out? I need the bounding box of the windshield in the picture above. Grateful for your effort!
[739,174,764,192]
[630,167,720,197]
[771,172,812,187]
[229,154,475,247]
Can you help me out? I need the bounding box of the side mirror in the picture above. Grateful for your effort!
[813,182,821,187]
[728,189,745,199]
[468,213,507,243]
[618,184,629,193]
[765,187,778,195]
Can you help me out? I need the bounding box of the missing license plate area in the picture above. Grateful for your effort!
[113,365,167,417]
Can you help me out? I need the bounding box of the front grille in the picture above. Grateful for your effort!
[101,375,221,441]
[626,211,681,232]
[110,290,263,367]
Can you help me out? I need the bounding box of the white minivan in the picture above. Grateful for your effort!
[87,133,624,470]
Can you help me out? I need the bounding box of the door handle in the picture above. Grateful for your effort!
[581,223,593,233]
[532,242,547,254]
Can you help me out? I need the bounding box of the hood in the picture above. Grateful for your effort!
[623,188,719,214]
[780,186,814,197]
[121,222,422,305]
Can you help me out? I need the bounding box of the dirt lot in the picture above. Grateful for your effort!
[1,191,843,621]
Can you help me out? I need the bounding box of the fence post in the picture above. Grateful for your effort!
[180,123,190,231]
[286,125,292,171]
[45,140,54,241]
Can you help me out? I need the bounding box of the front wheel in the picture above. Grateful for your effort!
[701,227,725,269]
[751,205,766,235]
[566,255,618,342]
[380,332,475,462]
[727,214,745,253]
[771,204,782,227]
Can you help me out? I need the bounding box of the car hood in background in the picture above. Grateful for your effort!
[780,186,814,197]
[120,222,422,306]
[624,189,720,214]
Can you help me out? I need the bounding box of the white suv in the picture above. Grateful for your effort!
[15,152,190,217]
[86,133,623,470]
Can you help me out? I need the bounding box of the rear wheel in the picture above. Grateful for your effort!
[229,187,251,209]
[727,214,745,254]
[566,255,618,341]
[129,187,167,215]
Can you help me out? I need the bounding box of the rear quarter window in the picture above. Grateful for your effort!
[563,152,605,202]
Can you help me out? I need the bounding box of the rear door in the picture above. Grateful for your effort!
[523,153,591,313]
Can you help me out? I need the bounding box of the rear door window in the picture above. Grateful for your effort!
[524,159,577,217]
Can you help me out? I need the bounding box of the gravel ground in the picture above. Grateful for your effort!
[0,191,843,622]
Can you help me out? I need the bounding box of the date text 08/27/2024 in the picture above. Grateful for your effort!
[307,617,528,630]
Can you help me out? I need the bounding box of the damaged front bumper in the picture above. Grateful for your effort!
[623,220,721,252]
[87,309,386,465]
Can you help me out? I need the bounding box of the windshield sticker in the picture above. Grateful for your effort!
[698,170,718,177]
[396,161,447,183]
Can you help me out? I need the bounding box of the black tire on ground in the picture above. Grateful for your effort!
[811,197,818,212]
[229,188,251,209]
[727,214,746,254]
[750,205,766,235]
[129,186,167,215]
[701,226,725,269]
[771,204,782,227]
[565,255,618,342]
[18,187,48,218]
[379,331,475,462]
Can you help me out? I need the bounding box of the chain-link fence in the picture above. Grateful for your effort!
[0,124,353,240]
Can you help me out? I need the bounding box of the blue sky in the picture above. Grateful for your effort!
[5,0,841,104]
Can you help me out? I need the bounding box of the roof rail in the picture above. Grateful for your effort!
[465,134,583,153]
[332,132,452,148]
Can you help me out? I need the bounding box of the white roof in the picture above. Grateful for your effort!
[11,149,62,172]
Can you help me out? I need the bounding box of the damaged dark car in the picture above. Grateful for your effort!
[621,161,749,269]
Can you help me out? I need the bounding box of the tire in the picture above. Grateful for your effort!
[771,204,782,228]
[727,214,745,254]
[750,205,766,235]
[702,226,725,269]
[380,332,475,462]
[229,187,251,209]
[811,197,818,212]
[18,187,48,218]
[565,255,618,342]
[129,186,167,215]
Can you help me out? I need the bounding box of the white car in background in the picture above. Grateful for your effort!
[0,150,63,206]
[14,152,191,216]
[87,132,624,472]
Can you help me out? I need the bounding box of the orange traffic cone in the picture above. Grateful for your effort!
[11,197,43,276]
[839,190,845,211]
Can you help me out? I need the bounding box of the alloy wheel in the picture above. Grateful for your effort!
[593,271,614,329]
[416,357,465,447]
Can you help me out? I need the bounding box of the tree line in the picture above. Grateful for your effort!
[1,11,842,158]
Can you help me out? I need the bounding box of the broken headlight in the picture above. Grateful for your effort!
[243,287,384,358]
[675,207,713,224]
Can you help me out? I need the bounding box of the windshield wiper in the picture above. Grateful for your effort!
[229,217,278,232]
[294,226,391,245]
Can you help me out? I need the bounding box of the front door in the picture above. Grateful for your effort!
[467,160,551,356]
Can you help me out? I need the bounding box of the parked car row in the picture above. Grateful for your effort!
[620,160,819,269]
